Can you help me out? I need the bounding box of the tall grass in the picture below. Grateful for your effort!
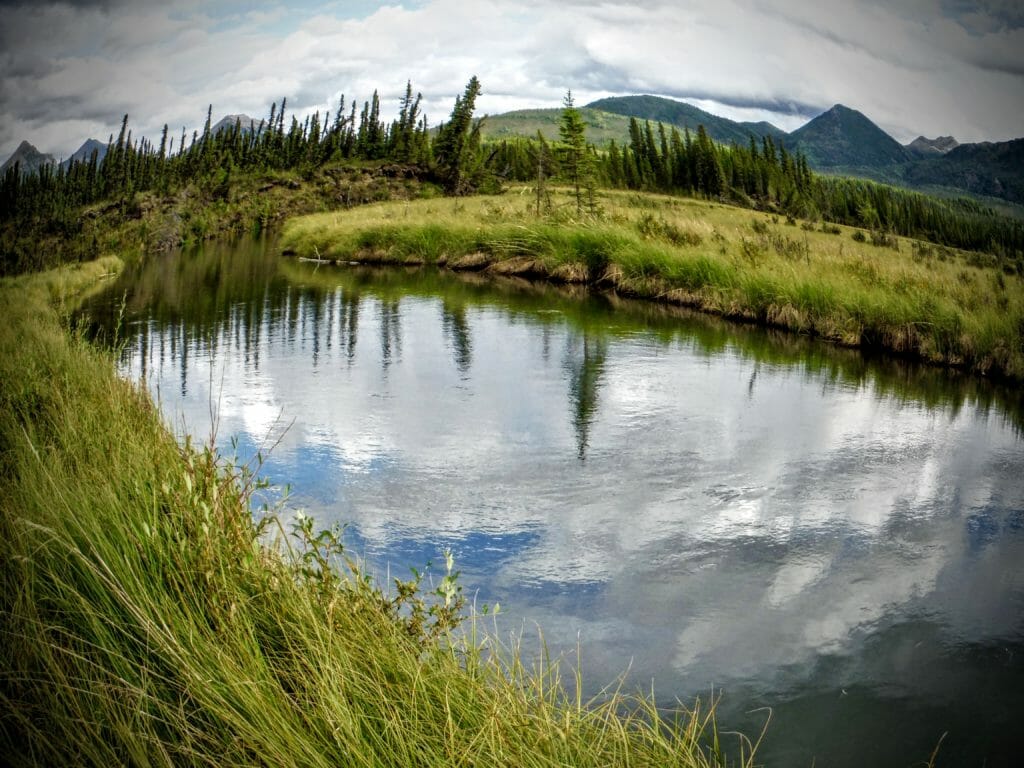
[281,189,1024,380]
[0,261,750,765]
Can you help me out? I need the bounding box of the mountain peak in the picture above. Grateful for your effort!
[212,114,265,134]
[789,104,910,167]
[62,138,109,168]
[1,140,56,176]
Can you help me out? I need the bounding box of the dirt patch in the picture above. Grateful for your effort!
[448,251,494,271]
[486,256,548,277]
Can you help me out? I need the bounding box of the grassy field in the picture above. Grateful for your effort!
[281,187,1024,380]
[0,260,752,765]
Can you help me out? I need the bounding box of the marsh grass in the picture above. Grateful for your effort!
[0,260,751,766]
[282,188,1024,379]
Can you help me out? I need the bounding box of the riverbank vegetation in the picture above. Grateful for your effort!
[0,262,753,765]
[281,189,1024,380]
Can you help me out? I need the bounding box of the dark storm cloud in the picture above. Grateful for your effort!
[660,90,823,120]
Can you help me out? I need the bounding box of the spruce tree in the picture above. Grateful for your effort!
[559,90,589,215]
[433,76,483,194]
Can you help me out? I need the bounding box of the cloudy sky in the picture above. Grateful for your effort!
[1,0,1023,161]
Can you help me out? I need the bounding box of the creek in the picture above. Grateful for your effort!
[82,236,1024,767]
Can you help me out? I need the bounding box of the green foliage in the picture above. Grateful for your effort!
[559,90,592,216]
[433,76,485,195]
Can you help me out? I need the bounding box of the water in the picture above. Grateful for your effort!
[82,237,1024,767]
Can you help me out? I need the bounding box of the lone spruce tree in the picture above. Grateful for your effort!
[559,90,588,215]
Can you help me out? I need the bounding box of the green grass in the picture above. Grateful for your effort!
[281,188,1024,380]
[0,260,753,765]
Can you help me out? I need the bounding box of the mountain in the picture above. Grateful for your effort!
[585,95,787,146]
[1,140,56,176]
[212,114,264,134]
[786,104,911,167]
[907,135,959,157]
[900,138,1024,205]
[62,138,108,168]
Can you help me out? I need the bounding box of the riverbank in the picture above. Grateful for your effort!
[0,261,748,765]
[281,189,1024,381]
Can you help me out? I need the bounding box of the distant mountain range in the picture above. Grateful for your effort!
[483,95,1024,207]
[5,102,1022,208]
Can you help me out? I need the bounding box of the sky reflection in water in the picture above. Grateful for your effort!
[88,239,1024,767]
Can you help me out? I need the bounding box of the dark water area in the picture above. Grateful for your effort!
[81,236,1024,768]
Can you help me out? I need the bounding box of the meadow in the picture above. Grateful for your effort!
[282,187,1024,380]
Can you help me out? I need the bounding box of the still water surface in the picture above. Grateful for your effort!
[83,237,1024,767]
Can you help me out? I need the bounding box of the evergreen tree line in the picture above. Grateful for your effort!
[489,115,1023,258]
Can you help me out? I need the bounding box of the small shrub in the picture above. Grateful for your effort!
[869,229,898,249]
[966,251,998,270]
[769,232,810,261]
[739,236,766,265]
[911,241,933,262]
[852,230,867,243]
[636,212,702,246]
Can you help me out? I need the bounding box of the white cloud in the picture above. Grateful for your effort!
[2,0,1022,160]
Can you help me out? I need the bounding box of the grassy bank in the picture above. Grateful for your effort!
[0,263,749,765]
[281,189,1024,380]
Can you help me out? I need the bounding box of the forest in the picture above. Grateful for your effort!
[2,76,1023,276]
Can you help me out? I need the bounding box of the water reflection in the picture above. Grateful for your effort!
[81,237,1024,768]
[565,332,607,459]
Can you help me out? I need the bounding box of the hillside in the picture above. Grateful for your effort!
[900,139,1024,205]
[586,95,787,145]
[482,107,634,146]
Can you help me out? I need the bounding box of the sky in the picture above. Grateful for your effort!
[1,0,1023,162]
